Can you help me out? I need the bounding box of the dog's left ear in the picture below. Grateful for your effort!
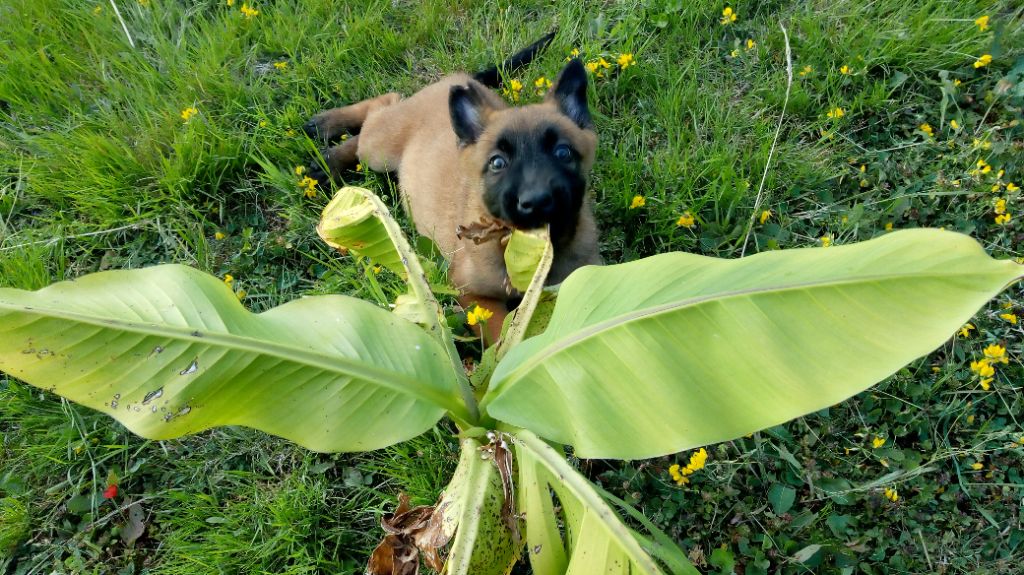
[549,59,592,130]
[450,84,489,146]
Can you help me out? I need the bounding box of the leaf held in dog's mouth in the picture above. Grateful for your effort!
[455,216,514,246]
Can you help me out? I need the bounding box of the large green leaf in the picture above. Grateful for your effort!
[0,265,466,452]
[514,429,696,575]
[485,230,1022,459]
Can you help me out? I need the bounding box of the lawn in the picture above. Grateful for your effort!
[2,0,1024,573]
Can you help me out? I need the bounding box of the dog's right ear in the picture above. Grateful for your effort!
[450,84,488,146]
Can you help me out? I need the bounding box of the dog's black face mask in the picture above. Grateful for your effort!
[449,60,593,238]
[480,124,587,233]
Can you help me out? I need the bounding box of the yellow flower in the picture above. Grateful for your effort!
[872,437,885,449]
[881,222,892,231]
[534,76,552,94]
[273,61,288,70]
[180,107,198,122]
[227,0,235,5]
[759,210,772,224]
[973,54,992,69]
[953,79,962,86]
[235,289,246,301]
[883,487,899,502]
[629,195,646,209]
[372,265,382,275]
[502,79,524,101]
[975,15,989,31]
[992,184,1002,193]
[215,231,226,240]
[294,165,306,176]
[1007,182,1020,192]
[466,305,494,326]
[798,65,813,77]
[995,198,1007,215]
[971,359,996,378]
[258,119,268,128]
[720,6,737,25]
[1000,313,1017,324]
[567,48,580,61]
[677,212,696,228]
[995,213,1012,225]
[745,39,755,50]
[729,49,739,58]
[958,323,975,337]
[299,175,318,198]
[617,53,635,69]
[585,61,599,74]
[983,344,1007,364]
[971,462,983,470]
[355,163,363,172]
[820,236,832,248]
[839,65,850,75]
[223,274,234,286]
[976,158,991,174]
[980,378,992,391]
[93,5,103,14]
[950,119,959,130]
[240,3,259,19]
[919,123,933,137]
[827,107,845,119]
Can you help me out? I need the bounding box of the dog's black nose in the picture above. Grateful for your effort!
[518,191,553,216]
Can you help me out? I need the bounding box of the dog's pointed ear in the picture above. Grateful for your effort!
[449,84,488,146]
[549,59,592,129]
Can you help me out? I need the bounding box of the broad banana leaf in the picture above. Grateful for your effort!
[485,230,1022,459]
[514,429,697,575]
[0,265,466,452]
[318,186,478,423]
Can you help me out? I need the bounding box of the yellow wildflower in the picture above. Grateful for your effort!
[975,15,989,31]
[971,359,995,378]
[585,61,599,74]
[227,0,235,5]
[294,165,306,176]
[677,212,696,228]
[958,323,975,337]
[298,175,318,198]
[759,210,772,224]
[950,119,959,130]
[355,163,363,172]
[180,107,198,122]
[668,464,689,486]
[223,274,234,286]
[567,48,580,61]
[995,198,1007,215]
[240,3,259,18]
[798,65,813,77]
[617,53,635,69]
[992,183,1003,193]
[839,65,850,75]
[954,79,962,86]
[720,6,737,25]
[872,437,885,449]
[883,487,899,502]
[827,107,845,119]
[1007,182,1020,192]
[534,76,552,95]
[372,265,382,275]
[976,158,991,174]
[215,232,226,240]
[258,119,267,128]
[669,448,708,486]
[885,222,893,231]
[235,289,246,301]
[919,123,933,137]
[995,213,1012,225]
[93,5,103,14]
[980,378,992,391]
[466,305,494,326]
[820,236,832,248]
[983,344,1008,363]
[967,414,976,424]
[629,195,646,209]
[729,49,740,58]
[971,462,983,470]
[973,54,992,69]
[273,61,288,70]
[502,79,524,101]
[745,39,755,50]
[1000,313,1018,324]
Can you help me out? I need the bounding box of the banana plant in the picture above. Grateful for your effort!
[1,185,1021,574]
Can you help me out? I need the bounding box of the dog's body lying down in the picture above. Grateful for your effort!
[305,45,601,341]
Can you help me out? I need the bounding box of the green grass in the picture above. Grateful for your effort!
[2,0,1023,573]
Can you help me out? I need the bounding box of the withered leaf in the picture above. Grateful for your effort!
[455,216,513,246]
[367,493,456,575]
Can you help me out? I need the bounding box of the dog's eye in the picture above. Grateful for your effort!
[553,144,573,162]
[488,155,507,172]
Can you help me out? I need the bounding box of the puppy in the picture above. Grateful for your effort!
[304,43,601,342]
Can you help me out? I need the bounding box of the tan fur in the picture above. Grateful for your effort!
[309,73,601,342]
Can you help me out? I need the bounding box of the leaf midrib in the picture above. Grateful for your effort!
[0,301,460,415]
[490,269,1017,395]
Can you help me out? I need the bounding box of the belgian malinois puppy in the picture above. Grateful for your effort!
[304,37,601,342]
